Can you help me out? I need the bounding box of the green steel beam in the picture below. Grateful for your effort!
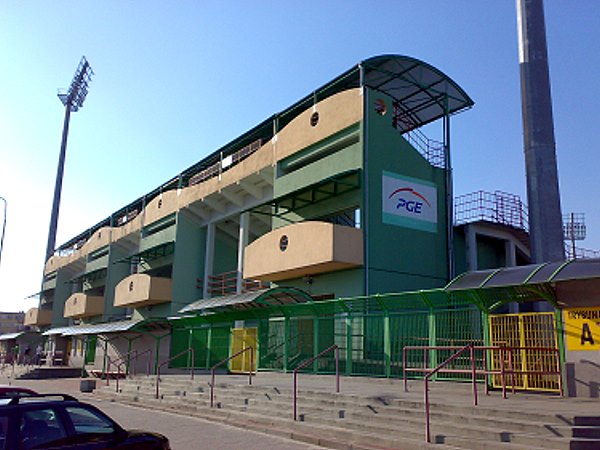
[383,311,391,378]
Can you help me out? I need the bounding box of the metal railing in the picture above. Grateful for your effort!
[188,139,263,187]
[104,348,152,386]
[454,190,528,231]
[210,346,254,408]
[402,345,562,443]
[293,344,340,421]
[114,348,152,393]
[199,270,270,296]
[565,245,600,260]
[155,348,195,399]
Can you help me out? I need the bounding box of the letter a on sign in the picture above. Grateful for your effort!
[564,307,600,350]
[581,323,595,346]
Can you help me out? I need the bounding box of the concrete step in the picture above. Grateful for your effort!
[95,386,575,450]
[96,390,568,450]
[93,376,599,450]
[99,380,574,435]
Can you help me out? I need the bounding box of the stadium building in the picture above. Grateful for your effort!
[19,55,600,397]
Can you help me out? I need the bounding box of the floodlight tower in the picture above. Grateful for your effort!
[45,57,93,261]
[516,0,564,262]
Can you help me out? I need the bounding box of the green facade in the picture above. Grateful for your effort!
[363,89,449,294]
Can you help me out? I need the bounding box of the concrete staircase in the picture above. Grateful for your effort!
[92,374,600,450]
[0,364,81,380]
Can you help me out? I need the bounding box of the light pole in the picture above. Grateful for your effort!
[45,57,93,261]
[0,196,6,268]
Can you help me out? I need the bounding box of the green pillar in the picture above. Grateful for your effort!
[206,326,212,368]
[126,338,133,375]
[154,336,161,374]
[554,308,567,391]
[102,339,108,374]
[428,309,437,377]
[482,310,491,390]
[346,312,353,375]
[81,338,88,378]
[313,317,319,373]
[283,317,289,373]
[384,312,391,378]
[188,329,193,368]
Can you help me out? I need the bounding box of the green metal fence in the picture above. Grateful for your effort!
[170,290,486,379]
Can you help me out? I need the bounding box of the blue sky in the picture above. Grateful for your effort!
[1,1,599,312]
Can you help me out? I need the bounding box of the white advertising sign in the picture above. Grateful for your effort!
[382,171,438,232]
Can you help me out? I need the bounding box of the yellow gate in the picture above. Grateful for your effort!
[488,313,560,392]
[230,328,257,374]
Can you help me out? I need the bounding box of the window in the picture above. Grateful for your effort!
[66,406,115,435]
[20,408,67,449]
[0,415,8,450]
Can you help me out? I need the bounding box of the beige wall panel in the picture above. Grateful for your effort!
[179,142,274,208]
[179,176,219,208]
[45,256,61,275]
[223,141,274,180]
[243,221,363,281]
[63,293,105,318]
[275,88,362,162]
[111,213,143,243]
[80,227,112,256]
[144,190,178,227]
[24,308,52,326]
[114,273,172,308]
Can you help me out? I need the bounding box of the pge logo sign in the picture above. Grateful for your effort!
[564,307,600,351]
[391,187,430,214]
[382,172,437,232]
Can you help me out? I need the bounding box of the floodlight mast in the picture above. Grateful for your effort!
[45,57,93,261]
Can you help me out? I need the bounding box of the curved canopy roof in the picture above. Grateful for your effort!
[178,287,314,315]
[41,318,170,337]
[446,258,600,291]
[444,258,600,311]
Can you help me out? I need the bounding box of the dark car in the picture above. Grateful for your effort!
[0,394,170,450]
[0,386,37,398]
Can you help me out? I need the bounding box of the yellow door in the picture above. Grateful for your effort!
[230,328,257,374]
[488,312,559,392]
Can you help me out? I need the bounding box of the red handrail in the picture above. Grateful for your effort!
[104,348,152,385]
[210,346,254,408]
[402,344,562,443]
[293,344,339,421]
[155,348,195,399]
[423,345,473,443]
[115,348,152,393]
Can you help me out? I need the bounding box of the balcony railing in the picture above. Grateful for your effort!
[200,271,270,297]
[188,139,262,187]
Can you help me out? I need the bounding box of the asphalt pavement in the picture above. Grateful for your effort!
[0,376,324,450]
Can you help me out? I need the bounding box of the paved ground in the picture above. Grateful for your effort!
[2,369,599,449]
[0,375,323,450]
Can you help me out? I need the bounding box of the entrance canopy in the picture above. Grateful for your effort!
[178,287,314,316]
[0,332,25,341]
[171,259,600,326]
[446,258,600,310]
[42,318,170,337]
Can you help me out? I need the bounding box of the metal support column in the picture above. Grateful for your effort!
[236,212,250,294]
[202,222,215,299]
